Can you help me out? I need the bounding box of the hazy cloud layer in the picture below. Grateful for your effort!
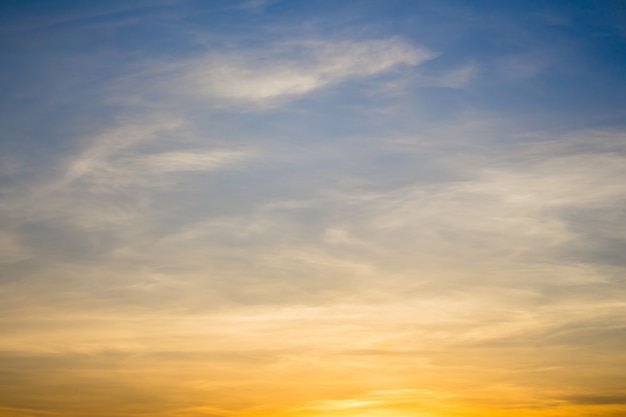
[1,1,626,417]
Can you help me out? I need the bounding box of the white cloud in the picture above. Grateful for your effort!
[187,38,434,103]
[59,120,256,190]
[238,0,281,10]
[0,117,257,236]
[57,118,185,188]
[129,149,253,173]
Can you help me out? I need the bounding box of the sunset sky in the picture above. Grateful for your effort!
[1,1,626,416]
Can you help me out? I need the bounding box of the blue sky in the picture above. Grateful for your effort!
[1,1,626,417]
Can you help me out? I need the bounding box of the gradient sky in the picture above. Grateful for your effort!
[1,1,626,416]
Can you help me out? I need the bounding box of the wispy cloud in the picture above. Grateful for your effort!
[131,150,252,173]
[0,116,258,245]
[185,38,434,104]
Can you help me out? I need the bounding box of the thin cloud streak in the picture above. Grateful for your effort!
[185,38,434,104]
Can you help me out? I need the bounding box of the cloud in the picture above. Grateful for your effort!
[564,394,626,406]
[63,118,252,186]
[56,118,185,187]
[186,38,434,104]
[295,388,449,414]
[420,64,476,88]
[131,150,252,173]
[238,0,281,10]
[0,116,258,260]
[0,0,175,34]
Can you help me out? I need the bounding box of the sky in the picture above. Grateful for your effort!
[1,1,626,416]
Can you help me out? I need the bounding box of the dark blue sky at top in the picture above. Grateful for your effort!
[1,0,625,160]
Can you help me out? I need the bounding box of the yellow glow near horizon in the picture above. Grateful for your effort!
[2,295,625,417]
